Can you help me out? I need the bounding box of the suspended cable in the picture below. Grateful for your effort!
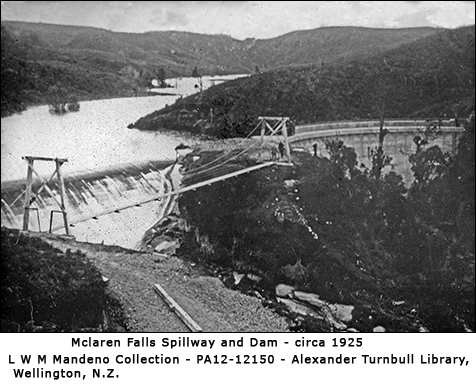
[186,119,263,174]
[186,139,262,177]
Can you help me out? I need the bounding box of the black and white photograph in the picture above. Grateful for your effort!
[1,1,474,337]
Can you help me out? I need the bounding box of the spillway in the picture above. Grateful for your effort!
[1,160,174,250]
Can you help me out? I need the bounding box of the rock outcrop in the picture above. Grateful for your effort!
[276,284,355,331]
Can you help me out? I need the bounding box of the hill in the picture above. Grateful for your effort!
[1,25,143,117]
[1,21,437,116]
[131,25,475,137]
[172,116,475,332]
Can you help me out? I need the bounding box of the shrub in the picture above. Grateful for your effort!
[1,228,109,332]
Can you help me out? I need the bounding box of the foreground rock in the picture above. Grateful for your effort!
[276,284,355,331]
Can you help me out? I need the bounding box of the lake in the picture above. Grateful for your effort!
[1,74,249,182]
[0,75,247,248]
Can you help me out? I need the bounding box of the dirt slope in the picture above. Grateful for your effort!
[42,235,289,332]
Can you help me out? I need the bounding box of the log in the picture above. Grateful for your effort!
[153,283,202,332]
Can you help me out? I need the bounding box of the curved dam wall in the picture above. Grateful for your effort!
[1,160,173,249]
[290,120,464,184]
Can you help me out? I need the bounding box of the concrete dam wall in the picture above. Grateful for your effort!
[291,120,465,183]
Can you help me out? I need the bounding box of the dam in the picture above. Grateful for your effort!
[290,119,464,183]
[1,115,466,249]
[1,161,173,249]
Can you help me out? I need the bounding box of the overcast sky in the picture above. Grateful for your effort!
[1,1,475,40]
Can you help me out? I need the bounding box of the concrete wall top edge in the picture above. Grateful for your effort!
[290,126,464,142]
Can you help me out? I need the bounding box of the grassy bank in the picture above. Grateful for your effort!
[1,228,127,332]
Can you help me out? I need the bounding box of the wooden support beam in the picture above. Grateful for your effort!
[21,155,70,235]
[49,162,276,232]
[23,156,68,163]
[265,121,276,134]
[258,116,290,121]
[31,167,65,210]
[34,169,59,199]
[170,162,275,196]
[154,283,202,332]
[55,159,70,235]
[22,159,34,231]
[281,119,292,164]
[259,119,266,162]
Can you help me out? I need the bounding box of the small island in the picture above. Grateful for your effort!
[47,83,80,115]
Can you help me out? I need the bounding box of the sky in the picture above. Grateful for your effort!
[1,1,475,40]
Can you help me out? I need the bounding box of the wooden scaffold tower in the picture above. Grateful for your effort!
[22,156,70,235]
[258,116,292,164]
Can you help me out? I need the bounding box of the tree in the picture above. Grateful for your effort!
[157,67,166,87]
[1,26,27,116]
[192,66,200,78]
[367,58,394,180]
[369,130,392,181]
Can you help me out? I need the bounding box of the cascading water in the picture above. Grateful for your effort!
[0,75,249,249]
[1,161,174,250]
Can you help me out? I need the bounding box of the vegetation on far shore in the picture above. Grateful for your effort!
[132,25,475,137]
[1,25,161,117]
[1,21,440,117]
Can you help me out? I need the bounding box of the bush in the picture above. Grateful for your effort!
[1,228,110,332]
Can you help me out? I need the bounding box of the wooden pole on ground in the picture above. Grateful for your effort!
[154,283,202,332]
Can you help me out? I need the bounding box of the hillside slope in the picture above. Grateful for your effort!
[1,25,142,117]
[3,21,437,74]
[1,21,437,116]
[131,25,475,137]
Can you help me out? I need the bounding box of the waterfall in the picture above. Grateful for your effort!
[1,161,173,250]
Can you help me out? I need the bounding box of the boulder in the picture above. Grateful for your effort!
[150,235,170,248]
[233,272,245,285]
[293,291,350,330]
[154,240,180,255]
[142,228,157,241]
[157,217,172,227]
[284,179,299,188]
[275,284,295,297]
[334,304,355,323]
[277,298,323,320]
[167,214,180,222]
[247,273,262,283]
[294,291,325,307]
[152,253,168,262]
[373,326,386,333]
[177,218,190,232]
[166,221,180,231]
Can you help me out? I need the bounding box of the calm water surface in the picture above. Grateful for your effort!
[1,95,185,181]
[1,74,248,182]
